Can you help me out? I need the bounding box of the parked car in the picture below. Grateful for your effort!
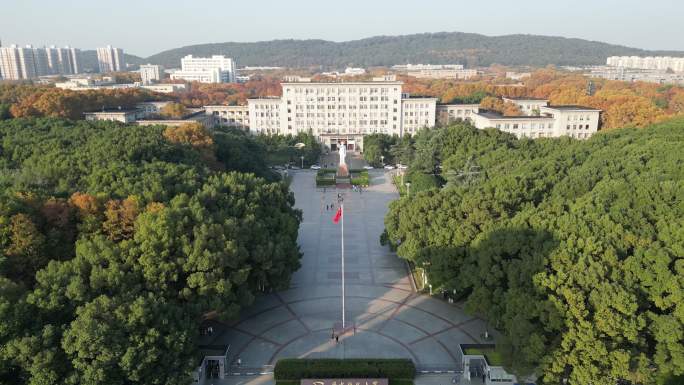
[396,164,408,170]
[310,164,321,170]
[383,165,395,170]
[363,165,374,170]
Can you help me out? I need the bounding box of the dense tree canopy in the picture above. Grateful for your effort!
[384,120,684,385]
[0,118,301,385]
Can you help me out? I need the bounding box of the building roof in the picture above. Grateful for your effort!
[437,103,480,107]
[503,97,549,101]
[281,81,403,85]
[84,109,137,115]
[544,105,602,111]
[475,111,553,120]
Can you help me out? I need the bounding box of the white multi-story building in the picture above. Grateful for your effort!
[97,45,125,73]
[205,105,250,130]
[170,55,236,83]
[502,97,549,116]
[392,63,476,79]
[607,56,684,72]
[0,44,51,80]
[436,104,480,125]
[241,76,436,150]
[139,64,164,84]
[471,100,601,139]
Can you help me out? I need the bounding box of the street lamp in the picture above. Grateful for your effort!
[405,182,411,197]
[300,156,304,169]
[380,155,384,166]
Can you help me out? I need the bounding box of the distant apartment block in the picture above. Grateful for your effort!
[587,65,684,85]
[140,64,164,84]
[97,45,125,72]
[45,46,82,75]
[607,56,684,72]
[170,55,236,83]
[0,45,44,80]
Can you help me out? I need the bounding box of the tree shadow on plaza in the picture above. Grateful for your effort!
[405,227,562,378]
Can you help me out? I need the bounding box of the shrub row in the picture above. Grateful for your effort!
[274,359,415,381]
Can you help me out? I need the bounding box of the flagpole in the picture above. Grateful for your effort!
[341,202,345,329]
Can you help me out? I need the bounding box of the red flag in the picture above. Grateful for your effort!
[332,207,342,224]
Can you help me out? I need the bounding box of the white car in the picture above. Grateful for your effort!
[396,164,408,170]
[363,165,374,170]
[310,165,321,170]
[383,165,395,170]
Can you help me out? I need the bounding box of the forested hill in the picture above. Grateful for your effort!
[143,32,684,68]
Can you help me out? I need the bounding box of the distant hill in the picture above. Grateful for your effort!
[142,32,684,69]
[80,50,145,73]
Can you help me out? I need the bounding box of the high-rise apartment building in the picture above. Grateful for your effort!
[140,64,164,84]
[96,45,125,73]
[45,46,82,75]
[170,55,236,83]
[0,44,50,80]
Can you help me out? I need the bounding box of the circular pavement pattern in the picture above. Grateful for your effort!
[199,154,494,372]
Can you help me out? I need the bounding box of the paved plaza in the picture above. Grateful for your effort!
[202,154,492,383]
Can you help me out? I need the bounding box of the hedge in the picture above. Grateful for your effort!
[274,359,415,381]
[351,170,370,186]
[317,169,337,176]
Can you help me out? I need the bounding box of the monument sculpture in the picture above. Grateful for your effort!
[337,142,349,178]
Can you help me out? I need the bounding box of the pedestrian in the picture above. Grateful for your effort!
[331,328,335,339]
[335,335,339,343]
[237,358,242,367]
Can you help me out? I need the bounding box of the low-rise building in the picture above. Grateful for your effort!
[84,109,139,124]
[141,83,187,93]
[436,104,480,125]
[471,101,600,139]
[204,105,250,129]
[502,97,549,116]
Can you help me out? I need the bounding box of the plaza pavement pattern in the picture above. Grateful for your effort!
[201,156,493,383]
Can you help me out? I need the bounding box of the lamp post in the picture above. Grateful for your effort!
[380,155,384,166]
[300,156,304,169]
[406,182,411,197]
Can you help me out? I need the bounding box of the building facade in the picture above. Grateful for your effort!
[238,77,437,150]
[0,45,50,80]
[45,46,81,75]
[170,55,236,83]
[96,45,125,72]
[607,56,684,72]
[140,64,164,84]
[436,104,480,125]
[205,105,250,130]
[201,80,600,145]
[471,101,601,139]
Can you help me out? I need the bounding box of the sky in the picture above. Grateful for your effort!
[1,0,682,57]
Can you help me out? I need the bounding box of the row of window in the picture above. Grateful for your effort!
[286,87,399,94]
[496,122,555,130]
[291,105,396,111]
[567,124,592,130]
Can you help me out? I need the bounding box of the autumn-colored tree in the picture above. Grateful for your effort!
[163,122,213,149]
[480,96,505,113]
[5,213,47,282]
[69,192,101,218]
[159,103,188,119]
[102,196,141,241]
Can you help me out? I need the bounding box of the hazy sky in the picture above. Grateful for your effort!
[1,0,682,57]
